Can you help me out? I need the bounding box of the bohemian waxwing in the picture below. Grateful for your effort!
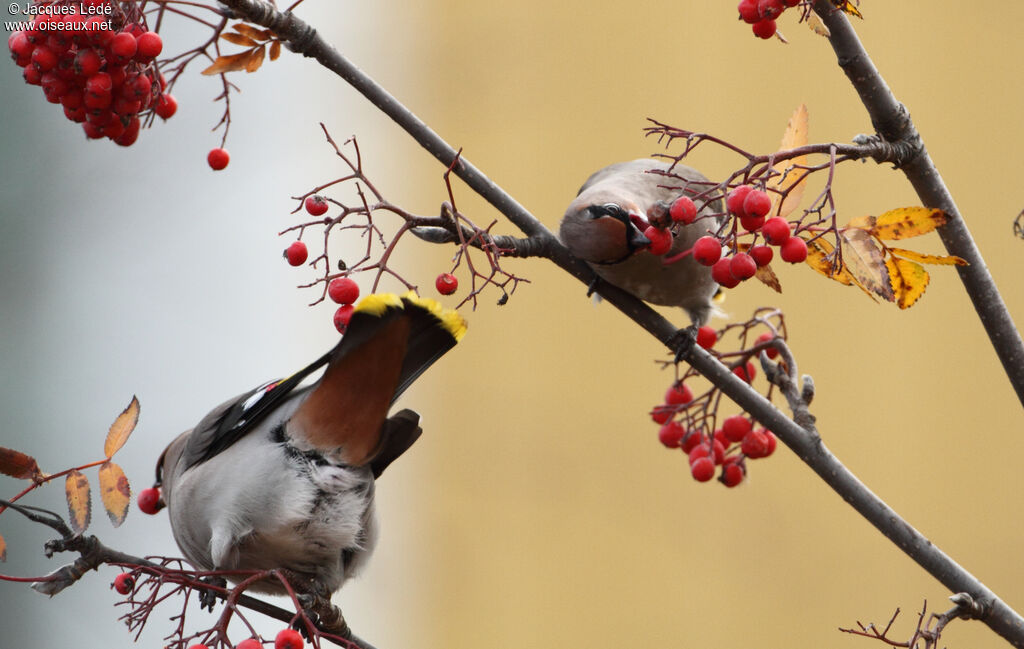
[151,293,466,629]
[560,158,725,326]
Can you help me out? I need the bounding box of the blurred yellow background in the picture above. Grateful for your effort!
[1,2,1022,649]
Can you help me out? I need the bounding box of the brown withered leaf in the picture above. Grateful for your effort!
[769,104,809,219]
[221,32,258,47]
[98,462,130,527]
[807,11,831,36]
[754,264,782,293]
[65,470,92,534]
[202,51,257,76]
[104,395,139,459]
[805,237,854,285]
[832,0,862,18]
[232,23,272,41]
[872,207,946,240]
[846,214,875,230]
[269,40,281,61]
[839,229,893,301]
[0,447,43,481]
[886,257,929,309]
[246,45,265,73]
[888,248,967,266]
[0,532,6,562]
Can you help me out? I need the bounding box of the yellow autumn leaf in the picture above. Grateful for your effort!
[104,396,139,459]
[832,0,863,18]
[805,237,854,285]
[0,447,42,481]
[888,248,967,266]
[845,214,875,230]
[269,40,281,61]
[98,462,130,527]
[807,11,830,36]
[65,470,92,534]
[202,50,256,75]
[245,44,265,73]
[220,32,258,47]
[754,264,782,293]
[232,23,272,41]
[871,207,946,240]
[769,104,809,218]
[886,257,930,309]
[839,229,893,301]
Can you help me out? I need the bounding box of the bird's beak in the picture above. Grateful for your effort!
[628,213,651,248]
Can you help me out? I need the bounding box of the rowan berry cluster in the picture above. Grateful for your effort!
[8,0,172,146]
[737,0,802,40]
[651,325,783,487]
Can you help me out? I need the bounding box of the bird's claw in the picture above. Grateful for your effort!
[669,324,700,363]
[198,576,227,612]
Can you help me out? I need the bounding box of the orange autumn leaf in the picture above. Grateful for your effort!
[246,44,265,73]
[0,447,43,481]
[269,40,281,61]
[839,229,893,301]
[805,237,854,286]
[871,207,946,240]
[65,470,92,534]
[104,395,139,459]
[0,532,6,562]
[98,462,131,527]
[754,263,782,293]
[202,51,257,75]
[769,104,808,219]
[220,32,258,47]
[886,257,930,309]
[232,23,272,41]
[888,248,967,266]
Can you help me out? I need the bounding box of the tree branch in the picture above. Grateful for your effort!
[813,0,1024,408]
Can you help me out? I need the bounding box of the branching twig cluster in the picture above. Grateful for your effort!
[841,596,989,649]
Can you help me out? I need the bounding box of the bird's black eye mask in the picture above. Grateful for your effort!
[587,203,629,221]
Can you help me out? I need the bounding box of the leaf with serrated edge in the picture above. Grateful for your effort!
[889,248,967,266]
[769,104,808,218]
[754,264,782,293]
[807,11,830,36]
[805,238,854,285]
[65,470,92,534]
[98,462,130,527]
[245,44,265,73]
[0,447,42,480]
[840,229,893,301]
[104,396,139,459]
[232,23,271,41]
[872,207,946,240]
[886,257,929,309]
[221,32,257,47]
[202,51,255,76]
[269,40,281,61]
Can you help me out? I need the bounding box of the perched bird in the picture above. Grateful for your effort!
[559,158,725,327]
[151,293,466,631]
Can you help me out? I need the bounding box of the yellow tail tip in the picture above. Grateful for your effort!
[352,291,467,342]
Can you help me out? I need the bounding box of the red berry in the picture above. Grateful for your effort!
[284,241,308,266]
[729,252,757,281]
[695,325,717,350]
[8,31,32,59]
[137,488,162,514]
[680,430,703,454]
[113,572,135,595]
[664,382,693,406]
[742,429,771,458]
[188,645,210,649]
[22,64,41,85]
[113,95,142,116]
[722,415,752,443]
[658,421,686,449]
[135,31,163,60]
[749,244,773,267]
[755,332,779,359]
[114,116,140,147]
[689,440,725,465]
[73,48,102,77]
[758,0,785,19]
[109,32,137,61]
[274,628,304,649]
[784,0,800,5]
[207,148,230,170]
[763,430,778,457]
[650,405,673,425]
[85,72,112,95]
[669,196,697,224]
[692,236,721,266]
[435,272,458,296]
[726,185,753,218]
[720,458,745,487]
[127,73,152,100]
[733,361,757,384]
[743,190,772,219]
[30,45,58,72]
[690,456,715,482]
[333,304,355,333]
[711,258,740,289]
[235,639,262,649]
[737,0,761,23]
[713,428,730,449]
[739,214,765,232]
[644,225,673,256]
[155,94,178,119]
[779,236,807,263]
[327,277,359,305]
[752,18,777,39]
[761,217,791,245]
[82,121,104,139]
[304,195,329,216]
[102,118,126,140]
